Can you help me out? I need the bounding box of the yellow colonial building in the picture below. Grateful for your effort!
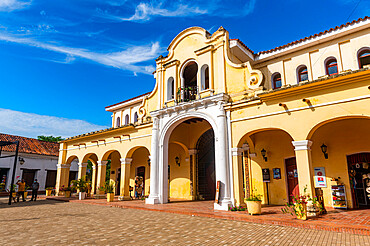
[56,17,370,210]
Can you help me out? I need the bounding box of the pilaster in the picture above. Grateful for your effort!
[119,158,132,201]
[292,140,315,198]
[78,162,88,180]
[231,148,245,206]
[96,161,108,194]
[55,163,70,196]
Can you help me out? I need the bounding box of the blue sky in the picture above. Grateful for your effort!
[0,0,369,138]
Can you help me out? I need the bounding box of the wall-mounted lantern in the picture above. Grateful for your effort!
[18,157,25,165]
[321,144,328,159]
[261,149,267,162]
[175,156,180,167]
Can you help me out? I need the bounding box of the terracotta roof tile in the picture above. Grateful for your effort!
[0,133,59,157]
[258,16,369,55]
[105,92,151,109]
[230,39,255,55]
[232,16,369,57]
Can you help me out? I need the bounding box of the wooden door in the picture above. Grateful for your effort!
[285,157,299,203]
[45,170,57,188]
[22,169,36,188]
[137,166,145,195]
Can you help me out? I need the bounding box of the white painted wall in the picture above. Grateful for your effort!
[0,151,78,191]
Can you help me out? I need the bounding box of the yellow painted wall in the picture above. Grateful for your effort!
[58,24,370,209]
[248,130,295,205]
[168,143,191,199]
[129,147,150,196]
[310,118,370,208]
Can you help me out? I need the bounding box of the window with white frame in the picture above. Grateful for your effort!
[167,77,174,101]
[201,64,210,90]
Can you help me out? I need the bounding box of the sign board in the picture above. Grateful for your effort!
[262,168,270,182]
[215,180,221,204]
[314,167,327,188]
[273,168,281,179]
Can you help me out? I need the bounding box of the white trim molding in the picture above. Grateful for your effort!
[78,162,88,168]
[292,140,313,151]
[231,147,243,156]
[57,164,71,169]
[97,161,108,166]
[120,158,133,165]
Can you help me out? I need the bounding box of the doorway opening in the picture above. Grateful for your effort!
[348,153,370,208]
[285,157,299,204]
[196,129,216,200]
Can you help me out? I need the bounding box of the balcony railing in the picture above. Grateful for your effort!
[177,86,198,103]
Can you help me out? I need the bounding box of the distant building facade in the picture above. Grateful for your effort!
[0,133,78,192]
[57,17,370,210]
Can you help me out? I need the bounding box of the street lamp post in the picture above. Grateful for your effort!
[0,140,21,205]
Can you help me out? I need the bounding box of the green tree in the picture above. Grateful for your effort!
[37,135,64,142]
[106,160,111,182]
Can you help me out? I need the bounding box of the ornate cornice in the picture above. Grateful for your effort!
[150,93,230,118]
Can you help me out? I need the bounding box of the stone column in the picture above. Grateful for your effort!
[231,147,245,206]
[119,158,132,201]
[214,102,232,211]
[55,164,70,196]
[146,116,160,204]
[292,140,315,198]
[91,165,97,195]
[78,162,88,180]
[96,161,108,194]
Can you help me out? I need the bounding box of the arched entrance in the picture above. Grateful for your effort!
[181,61,198,101]
[196,129,216,200]
[308,116,370,209]
[146,94,233,210]
[347,153,370,208]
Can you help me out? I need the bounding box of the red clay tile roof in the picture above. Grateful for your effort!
[232,16,369,57]
[230,39,255,55]
[105,92,151,109]
[0,133,59,157]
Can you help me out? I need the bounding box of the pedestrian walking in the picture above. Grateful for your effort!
[30,179,39,201]
[16,179,26,202]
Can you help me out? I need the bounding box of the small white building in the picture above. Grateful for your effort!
[0,133,78,192]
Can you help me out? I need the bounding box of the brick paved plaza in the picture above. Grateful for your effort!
[0,198,369,245]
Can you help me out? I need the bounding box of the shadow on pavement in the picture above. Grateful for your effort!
[0,197,64,209]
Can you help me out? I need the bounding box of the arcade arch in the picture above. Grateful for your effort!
[308,116,370,209]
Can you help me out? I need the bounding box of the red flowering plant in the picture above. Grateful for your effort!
[59,185,72,192]
[281,185,309,218]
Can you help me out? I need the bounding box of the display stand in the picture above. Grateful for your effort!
[331,185,347,209]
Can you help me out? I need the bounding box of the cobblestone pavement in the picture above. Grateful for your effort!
[0,198,369,246]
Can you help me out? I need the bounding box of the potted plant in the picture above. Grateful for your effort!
[0,182,5,191]
[71,178,88,200]
[245,193,262,215]
[59,185,72,198]
[45,187,53,196]
[282,195,308,220]
[100,181,115,202]
[9,184,17,198]
[24,185,30,199]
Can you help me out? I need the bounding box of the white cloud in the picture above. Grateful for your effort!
[0,32,162,74]
[0,108,109,139]
[121,2,207,22]
[114,0,256,22]
[0,0,31,12]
